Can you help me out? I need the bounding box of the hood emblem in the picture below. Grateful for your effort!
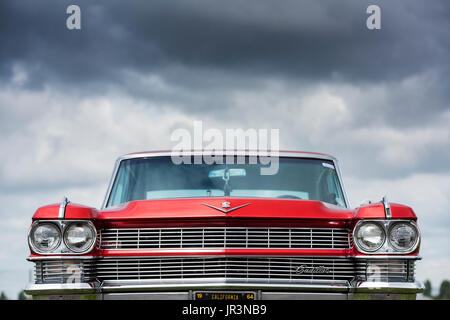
[202,202,250,213]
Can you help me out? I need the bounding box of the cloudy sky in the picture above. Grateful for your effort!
[0,0,449,298]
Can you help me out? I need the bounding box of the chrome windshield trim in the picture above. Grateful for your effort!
[101,151,349,209]
[118,150,338,162]
[101,158,122,209]
[334,158,349,208]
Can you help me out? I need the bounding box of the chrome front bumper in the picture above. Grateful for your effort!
[25,279,424,300]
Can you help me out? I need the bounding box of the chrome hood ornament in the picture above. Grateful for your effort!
[382,196,391,219]
[58,196,70,219]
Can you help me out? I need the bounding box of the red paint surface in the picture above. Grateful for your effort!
[32,198,417,221]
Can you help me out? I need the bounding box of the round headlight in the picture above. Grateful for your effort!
[63,222,96,253]
[388,222,418,252]
[29,222,61,253]
[355,222,386,252]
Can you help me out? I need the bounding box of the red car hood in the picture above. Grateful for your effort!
[97,198,354,220]
[33,198,416,221]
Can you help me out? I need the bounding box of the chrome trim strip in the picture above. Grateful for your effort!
[24,280,424,292]
[101,280,350,293]
[101,151,349,209]
[26,254,421,261]
[261,292,348,300]
[101,278,350,287]
[103,292,190,300]
[382,196,391,219]
[352,255,421,260]
[99,255,353,259]
[27,256,98,261]
[24,281,350,295]
[353,281,424,294]
[25,282,99,295]
[58,196,69,219]
[24,280,423,297]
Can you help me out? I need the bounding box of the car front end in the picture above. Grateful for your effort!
[25,151,424,300]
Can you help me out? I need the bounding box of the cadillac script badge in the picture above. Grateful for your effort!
[295,265,331,274]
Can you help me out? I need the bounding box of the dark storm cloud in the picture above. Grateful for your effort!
[1,0,449,133]
[1,0,449,86]
[0,0,449,177]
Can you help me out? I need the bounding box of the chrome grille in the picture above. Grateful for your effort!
[95,256,356,282]
[356,259,416,282]
[32,257,417,285]
[99,227,351,250]
[34,260,96,284]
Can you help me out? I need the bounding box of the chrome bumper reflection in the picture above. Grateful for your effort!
[25,278,424,299]
[353,280,424,293]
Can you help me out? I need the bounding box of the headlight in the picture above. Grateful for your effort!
[355,222,386,252]
[388,222,418,252]
[29,222,61,253]
[63,222,96,253]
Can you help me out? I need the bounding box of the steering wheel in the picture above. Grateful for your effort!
[277,195,302,199]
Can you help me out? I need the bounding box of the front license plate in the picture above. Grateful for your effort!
[194,291,256,300]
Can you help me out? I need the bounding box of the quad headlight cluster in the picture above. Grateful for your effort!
[28,220,96,254]
[353,220,420,254]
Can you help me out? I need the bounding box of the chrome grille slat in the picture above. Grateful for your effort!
[355,260,415,282]
[33,257,417,284]
[99,227,351,250]
[94,257,357,282]
[34,260,96,284]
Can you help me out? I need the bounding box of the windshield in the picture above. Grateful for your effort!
[106,156,346,208]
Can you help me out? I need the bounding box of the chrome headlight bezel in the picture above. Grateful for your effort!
[63,221,97,253]
[28,222,62,254]
[388,221,420,253]
[28,220,97,255]
[353,220,420,254]
[354,221,386,253]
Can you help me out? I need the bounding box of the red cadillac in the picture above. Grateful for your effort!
[25,150,424,300]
